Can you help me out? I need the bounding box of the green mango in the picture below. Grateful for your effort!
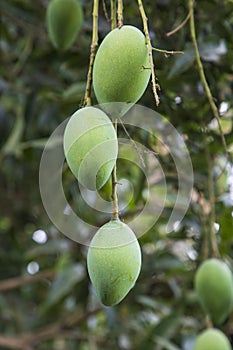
[194,329,232,350]
[93,25,151,116]
[46,0,83,51]
[97,176,112,201]
[87,220,141,306]
[63,107,118,190]
[195,258,233,325]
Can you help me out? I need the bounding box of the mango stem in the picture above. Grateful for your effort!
[111,0,117,30]
[111,119,119,220]
[137,0,160,106]
[205,145,220,259]
[84,0,99,106]
[117,0,123,28]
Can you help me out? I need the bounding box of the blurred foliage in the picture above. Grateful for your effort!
[0,0,233,349]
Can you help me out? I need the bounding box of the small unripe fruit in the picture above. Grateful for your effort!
[93,25,151,116]
[194,329,232,350]
[195,258,233,325]
[97,176,112,201]
[63,107,118,190]
[46,0,83,51]
[87,220,141,306]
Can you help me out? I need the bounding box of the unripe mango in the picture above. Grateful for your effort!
[97,176,112,201]
[93,25,151,116]
[194,329,232,350]
[87,220,141,306]
[46,0,83,51]
[63,107,118,190]
[195,258,233,325]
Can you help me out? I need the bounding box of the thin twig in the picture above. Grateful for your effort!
[189,0,228,167]
[111,120,119,220]
[166,0,194,37]
[102,0,110,21]
[84,0,99,106]
[111,0,117,29]
[110,0,118,220]
[137,0,160,106]
[119,118,145,168]
[152,47,184,56]
[117,0,124,28]
[0,270,55,292]
[197,191,209,260]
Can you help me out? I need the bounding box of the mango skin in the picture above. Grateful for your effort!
[46,0,83,51]
[195,258,233,325]
[194,329,232,350]
[87,220,142,306]
[93,25,151,116]
[63,107,118,190]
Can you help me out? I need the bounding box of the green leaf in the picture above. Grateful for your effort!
[136,295,164,310]
[62,82,86,101]
[154,336,180,350]
[219,209,233,254]
[2,104,24,156]
[45,264,85,306]
[153,311,180,337]
[18,136,62,150]
[26,239,72,258]
[168,43,195,78]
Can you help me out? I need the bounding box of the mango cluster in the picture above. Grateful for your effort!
[62,24,151,306]
[194,259,233,349]
[63,107,142,306]
[46,0,83,51]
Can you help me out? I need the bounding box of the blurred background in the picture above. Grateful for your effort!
[0,0,233,349]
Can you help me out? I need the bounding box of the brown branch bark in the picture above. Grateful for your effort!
[0,270,55,292]
[0,335,27,350]
[0,308,101,349]
[137,0,160,106]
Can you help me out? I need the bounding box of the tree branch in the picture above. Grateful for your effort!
[189,0,228,166]
[0,270,55,292]
[0,308,101,349]
[206,145,220,258]
[152,47,184,56]
[137,0,160,106]
[166,0,194,37]
[102,0,110,22]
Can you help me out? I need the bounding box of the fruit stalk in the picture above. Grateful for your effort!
[84,0,99,106]
[200,212,209,260]
[111,119,119,220]
[117,0,123,28]
[205,145,220,258]
[137,0,160,106]
[111,0,117,29]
